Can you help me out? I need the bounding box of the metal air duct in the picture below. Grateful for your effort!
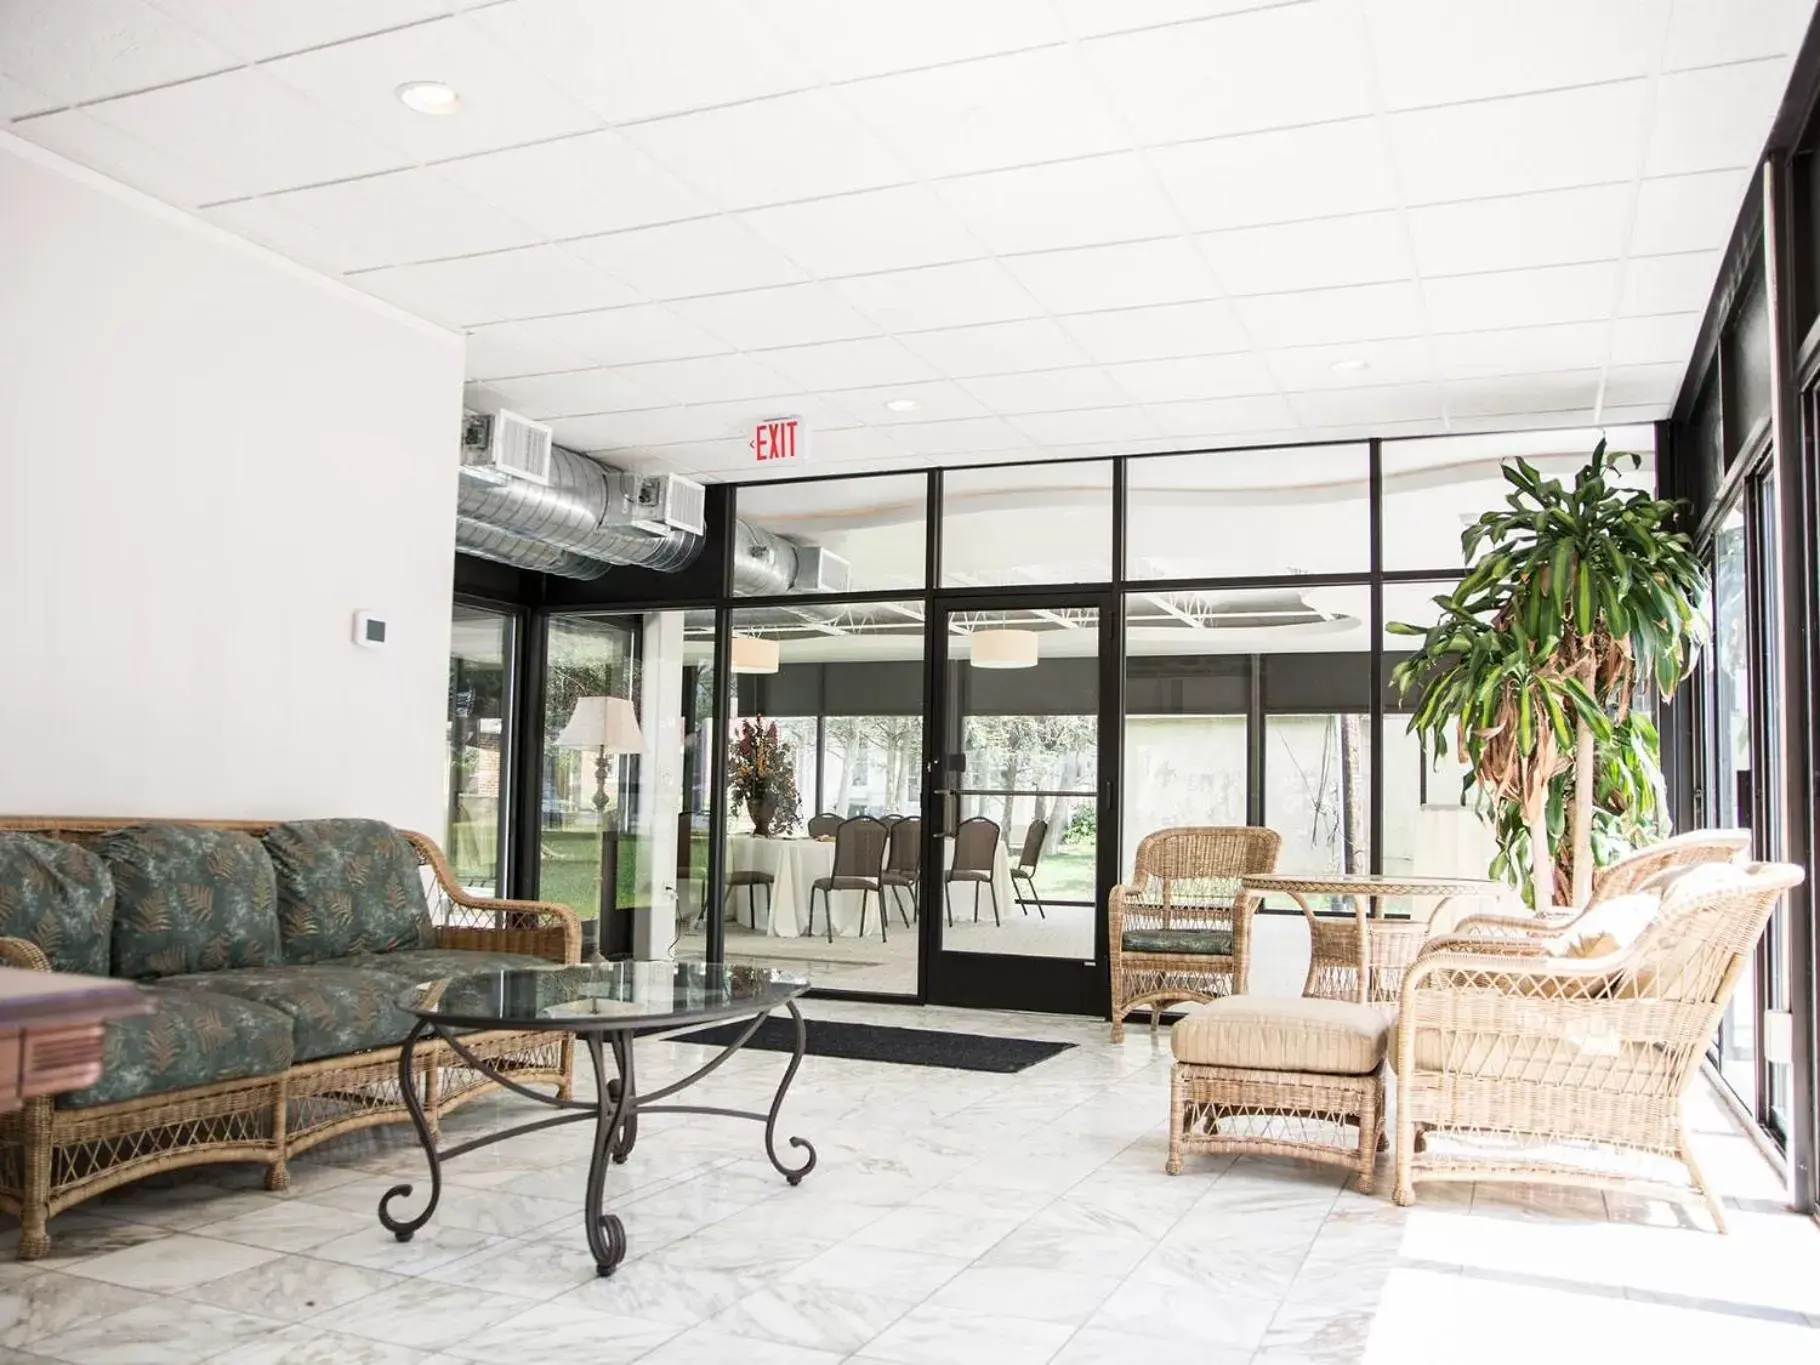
[454,517,611,579]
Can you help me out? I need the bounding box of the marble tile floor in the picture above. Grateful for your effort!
[1,998,1816,1365]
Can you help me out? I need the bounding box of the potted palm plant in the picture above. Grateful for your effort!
[1388,442,1707,909]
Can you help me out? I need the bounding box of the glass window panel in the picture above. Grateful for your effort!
[446,605,513,896]
[1382,426,1656,572]
[733,474,925,596]
[723,601,924,995]
[941,460,1113,586]
[1125,444,1367,580]
[1710,505,1758,1111]
[542,609,715,962]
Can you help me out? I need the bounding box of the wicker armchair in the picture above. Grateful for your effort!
[1394,859,1803,1229]
[1108,827,1281,1043]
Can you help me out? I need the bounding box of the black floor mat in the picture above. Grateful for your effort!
[664,1016,1075,1073]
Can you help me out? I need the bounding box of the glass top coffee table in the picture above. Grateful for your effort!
[377,960,813,1278]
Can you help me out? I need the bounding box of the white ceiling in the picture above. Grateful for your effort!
[4,0,1811,482]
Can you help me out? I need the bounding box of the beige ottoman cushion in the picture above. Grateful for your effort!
[1171,995,1389,1075]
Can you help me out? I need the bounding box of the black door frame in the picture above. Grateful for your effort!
[919,587,1123,1017]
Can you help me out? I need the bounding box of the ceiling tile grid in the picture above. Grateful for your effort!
[2,0,1814,480]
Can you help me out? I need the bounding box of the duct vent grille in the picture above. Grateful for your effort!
[463,410,553,485]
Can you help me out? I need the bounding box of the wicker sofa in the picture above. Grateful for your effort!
[0,816,579,1259]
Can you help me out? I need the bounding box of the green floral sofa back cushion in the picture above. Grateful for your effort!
[0,833,115,977]
[263,819,435,964]
[98,825,282,980]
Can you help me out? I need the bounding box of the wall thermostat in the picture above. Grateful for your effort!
[353,611,389,649]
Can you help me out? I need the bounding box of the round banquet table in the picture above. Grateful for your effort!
[725,834,1014,938]
[1240,872,1511,1007]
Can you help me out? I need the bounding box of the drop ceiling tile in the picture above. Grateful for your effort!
[1620,252,1719,316]
[840,47,1126,178]
[759,0,1065,80]
[564,217,805,300]
[1408,184,1633,278]
[1630,169,1753,255]
[1234,281,1428,348]
[1004,238,1220,314]
[78,68,410,199]
[1389,81,1652,204]
[266,15,599,162]
[1366,0,1662,111]
[503,303,734,369]
[1645,60,1786,177]
[1060,300,1249,364]
[1082,2,1374,144]
[0,0,238,106]
[1610,312,1702,366]
[1264,337,1436,391]
[1201,211,1414,296]
[560,399,854,451]
[934,154,1178,255]
[833,261,1043,333]
[675,282,879,350]
[480,367,667,419]
[1010,406,1162,445]
[612,353,803,405]
[1663,0,1813,70]
[1596,402,1675,426]
[959,367,1130,414]
[149,0,454,61]
[1107,353,1276,403]
[900,319,1091,378]
[889,417,1028,456]
[245,167,543,270]
[0,71,54,119]
[10,107,243,206]
[1148,118,1397,232]
[1055,0,1293,37]
[1290,384,1445,428]
[832,381,991,424]
[628,89,911,210]
[350,244,640,327]
[1435,322,1611,380]
[1447,408,1598,434]
[1144,393,1297,437]
[801,426,910,465]
[472,0,810,124]
[441,131,713,240]
[463,320,592,380]
[757,336,939,389]
[1601,361,1687,408]
[1424,263,1619,333]
[1445,370,1603,418]
[740,185,985,278]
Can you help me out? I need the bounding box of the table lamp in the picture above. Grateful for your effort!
[557,697,645,957]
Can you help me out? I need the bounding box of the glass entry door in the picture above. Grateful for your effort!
[924,599,1116,1015]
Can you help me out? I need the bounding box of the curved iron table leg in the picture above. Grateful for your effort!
[583,1031,633,1276]
[610,1031,639,1164]
[377,1020,441,1241]
[764,1000,818,1185]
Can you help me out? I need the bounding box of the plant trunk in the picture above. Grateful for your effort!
[1526,798,1553,913]
[1569,715,1596,907]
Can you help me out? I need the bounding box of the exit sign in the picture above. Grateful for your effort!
[751,416,808,466]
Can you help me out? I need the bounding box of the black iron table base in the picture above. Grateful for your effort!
[377,1001,815,1277]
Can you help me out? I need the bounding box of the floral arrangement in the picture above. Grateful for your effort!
[729,718,801,836]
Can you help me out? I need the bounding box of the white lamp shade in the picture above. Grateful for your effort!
[968,629,1039,669]
[730,636,780,674]
[556,696,644,752]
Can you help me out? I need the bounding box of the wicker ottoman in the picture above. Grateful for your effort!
[1166,995,1389,1192]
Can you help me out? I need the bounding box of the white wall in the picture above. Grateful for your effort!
[0,137,466,834]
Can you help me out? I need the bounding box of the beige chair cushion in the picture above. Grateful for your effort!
[1545,891,1658,958]
[1171,996,1389,1076]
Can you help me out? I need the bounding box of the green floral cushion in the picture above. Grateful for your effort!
[0,834,114,977]
[162,963,420,1061]
[98,825,282,980]
[1121,928,1236,957]
[263,820,434,965]
[347,948,550,984]
[60,984,293,1109]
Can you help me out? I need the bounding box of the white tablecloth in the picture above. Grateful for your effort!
[726,834,1014,938]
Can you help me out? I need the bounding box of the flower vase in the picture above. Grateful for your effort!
[748,793,777,838]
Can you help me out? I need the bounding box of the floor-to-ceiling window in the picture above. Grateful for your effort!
[445,602,515,895]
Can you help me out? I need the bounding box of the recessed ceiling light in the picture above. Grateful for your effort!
[1330,358,1371,373]
[884,398,922,413]
[396,81,462,115]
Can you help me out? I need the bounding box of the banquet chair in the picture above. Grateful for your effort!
[880,816,922,926]
[946,816,1002,927]
[1010,817,1049,919]
[722,867,773,930]
[807,813,842,838]
[808,816,890,942]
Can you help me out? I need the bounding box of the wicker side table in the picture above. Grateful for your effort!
[1241,873,1508,1007]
